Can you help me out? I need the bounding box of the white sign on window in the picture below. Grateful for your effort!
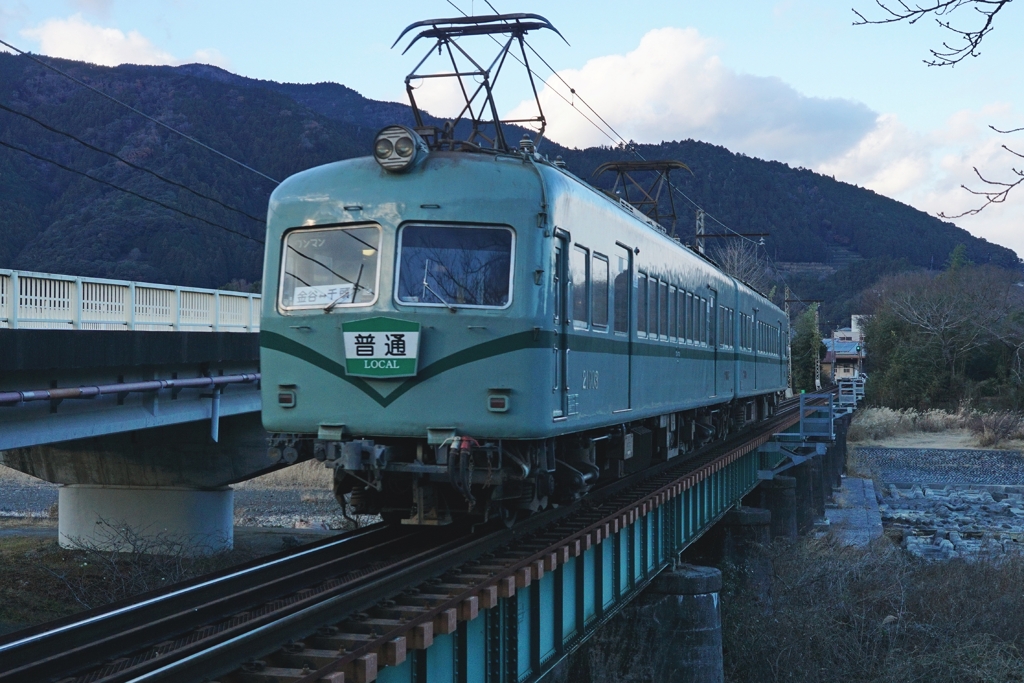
[293,284,354,307]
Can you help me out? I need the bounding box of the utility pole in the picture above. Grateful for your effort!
[784,286,793,397]
[695,209,705,256]
[813,303,822,391]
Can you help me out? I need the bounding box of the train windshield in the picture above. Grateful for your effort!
[396,225,514,308]
[279,224,381,310]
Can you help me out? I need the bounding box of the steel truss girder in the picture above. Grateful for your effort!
[360,434,793,683]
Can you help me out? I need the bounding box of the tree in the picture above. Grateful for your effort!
[861,249,1023,408]
[791,304,822,393]
[853,0,1014,67]
[854,1,1023,215]
[711,240,775,297]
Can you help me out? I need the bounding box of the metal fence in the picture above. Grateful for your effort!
[0,269,260,332]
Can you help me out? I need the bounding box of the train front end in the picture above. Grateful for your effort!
[260,127,555,525]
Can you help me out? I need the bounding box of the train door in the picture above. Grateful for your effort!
[553,231,570,419]
[708,288,718,396]
[612,243,633,411]
[752,309,759,389]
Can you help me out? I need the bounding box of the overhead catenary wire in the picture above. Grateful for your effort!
[0,137,264,244]
[0,37,280,185]
[0,101,266,224]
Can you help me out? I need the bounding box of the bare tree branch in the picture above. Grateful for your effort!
[938,148,1024,218]
[853,0,1014,66]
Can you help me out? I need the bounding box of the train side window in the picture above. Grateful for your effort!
[719,306,727,347]
[699,297,707,345]
[613,254,629,334]
[571,245,589,327]
[677,289,684,341]
[637,271,647,336]
[669,286,677,341]
[659,281,668,340]
[648,276,658,338]
[592,253,609,329]
[685,292,693,342]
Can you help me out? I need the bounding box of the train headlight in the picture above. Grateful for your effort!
[374,138,394,160]
[373,125,427,173]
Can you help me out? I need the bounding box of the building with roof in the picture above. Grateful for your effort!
[822,315,868,383]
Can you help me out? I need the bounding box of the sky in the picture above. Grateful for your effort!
[1,0,1022,259]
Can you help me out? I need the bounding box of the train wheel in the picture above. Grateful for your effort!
[498,503,519,529]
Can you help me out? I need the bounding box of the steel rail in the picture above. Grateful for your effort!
[2,394,824,683]
[0,525,420,681]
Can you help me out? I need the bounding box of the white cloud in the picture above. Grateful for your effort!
[18,14,229,69]
[819,106,1024,259]
[508,26,1022,260]
[508,27,877,168]
[21,14,175,66]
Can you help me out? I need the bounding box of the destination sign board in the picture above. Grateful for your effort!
[342,317,421,378]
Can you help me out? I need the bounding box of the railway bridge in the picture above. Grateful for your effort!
[0,268,863,683]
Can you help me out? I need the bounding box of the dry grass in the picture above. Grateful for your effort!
[722,536,1024,682]
[234,460,333,490]
[965,411,1024,447]
[849,406,1024,449]
[0,530,256,633]
[553,535,1024,683]
[847,407,966,442]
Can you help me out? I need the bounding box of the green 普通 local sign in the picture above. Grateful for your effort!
[342,317,421,378]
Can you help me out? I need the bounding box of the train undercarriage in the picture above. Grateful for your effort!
[269,394,779,527]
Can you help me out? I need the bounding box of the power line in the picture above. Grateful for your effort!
[460,1,756,245]
[0,100,266,224]
[441,0,615,142]
[0,137,264,244]
[0,37,280,185]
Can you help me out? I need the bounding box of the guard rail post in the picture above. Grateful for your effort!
[128,281,136,330]
[10,271,18,330]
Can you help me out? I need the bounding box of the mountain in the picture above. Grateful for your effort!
[0,54,1018,311]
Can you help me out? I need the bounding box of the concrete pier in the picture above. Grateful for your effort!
[810,457,827,518]
[758,476,798,540]
[721,507,771,559]
[792,463,815,534]
[58,485,234,553]
[640,564,724,683]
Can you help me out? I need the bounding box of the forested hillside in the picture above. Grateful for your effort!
[0,54,1018,298]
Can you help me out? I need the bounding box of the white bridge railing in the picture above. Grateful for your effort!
[0,269,260,332]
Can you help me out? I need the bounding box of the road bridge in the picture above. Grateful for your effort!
[0,269,269,551]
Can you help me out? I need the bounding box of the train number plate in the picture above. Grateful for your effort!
[342,317,421,378]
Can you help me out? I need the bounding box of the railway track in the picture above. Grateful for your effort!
[0,396,821,683]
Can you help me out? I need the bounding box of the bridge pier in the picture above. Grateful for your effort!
[639,564,724,683]
[58,485,234,553]
[3,413,277,553]
[792,463,815,534]
[756,475,798,540]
